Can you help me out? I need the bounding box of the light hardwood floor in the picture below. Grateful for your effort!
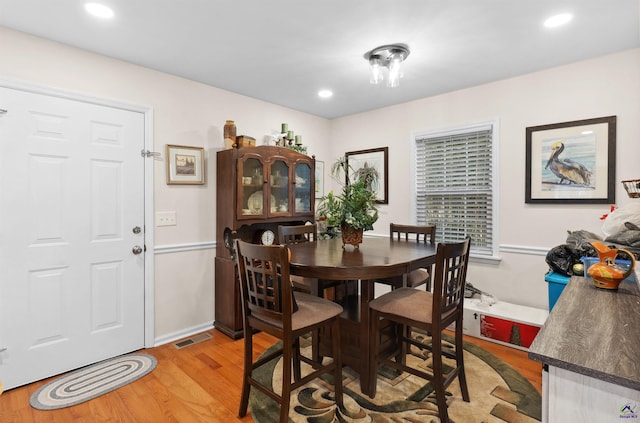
[0,329,542,422]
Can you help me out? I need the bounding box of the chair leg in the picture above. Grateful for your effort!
[455,320,470,402]
[396,323,408,366]
[431,331,450,423]
[293,336,302,381]
[238,328,253,417]
[280,336,293,423]
[311,282,323,362]
[311,329,321,362]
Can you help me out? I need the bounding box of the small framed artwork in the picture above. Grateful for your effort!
[166,144,205,185]
[346,147,389,204]
[315,160,324,196]
[525,116,616,204]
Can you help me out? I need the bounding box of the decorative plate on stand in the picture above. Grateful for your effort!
[247,191,276,213]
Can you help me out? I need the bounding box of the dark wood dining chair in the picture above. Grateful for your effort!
[368,237,471,423]
[235,240,344,423]
[377,223,436,290]
[278,223,346,361]
[278,222,318,244]
[278,224,320,293]
[278,224,345,297]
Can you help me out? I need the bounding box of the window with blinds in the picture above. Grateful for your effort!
[414,123,496,257]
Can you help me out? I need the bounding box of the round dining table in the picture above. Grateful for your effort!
[287,236,437,396]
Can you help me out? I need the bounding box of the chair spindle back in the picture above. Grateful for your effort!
[390,223,436,245]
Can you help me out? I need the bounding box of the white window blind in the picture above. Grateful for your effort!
[415,124,495,256]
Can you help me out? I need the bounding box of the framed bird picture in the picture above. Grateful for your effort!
[525,116,616,204]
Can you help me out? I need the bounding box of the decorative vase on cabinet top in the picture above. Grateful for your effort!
[224,120,236,149]
[587,241,636,290]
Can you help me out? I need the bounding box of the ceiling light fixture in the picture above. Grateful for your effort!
[365,44,410,88]
[318,90,333,98]
[544,13,572,28]
[85,2,114,19]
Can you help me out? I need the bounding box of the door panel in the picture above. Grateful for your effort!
[0,87,145,389]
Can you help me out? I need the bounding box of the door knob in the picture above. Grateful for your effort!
[132,245,143,255]
[132,226,142,234]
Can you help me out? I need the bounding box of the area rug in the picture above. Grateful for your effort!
[248,333,541,422]
[30,353,157,410]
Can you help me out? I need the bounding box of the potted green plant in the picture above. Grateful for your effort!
[317,157,379,247]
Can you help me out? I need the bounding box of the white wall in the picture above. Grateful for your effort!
[330,48,640,309]
[0,28,332,341]
[2,27,639,336]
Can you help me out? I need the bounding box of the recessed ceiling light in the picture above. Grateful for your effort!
[544,13,573,28]
[318,90,333,98]
[85,2,114,19]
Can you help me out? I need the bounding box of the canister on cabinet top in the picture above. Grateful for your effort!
[224,120,236,148]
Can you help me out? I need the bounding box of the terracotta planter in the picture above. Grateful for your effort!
[341,223,363,248]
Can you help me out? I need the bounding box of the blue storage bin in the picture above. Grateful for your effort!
[545,271,570,311]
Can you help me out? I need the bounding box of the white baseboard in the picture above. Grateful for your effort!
[153,321,214,347]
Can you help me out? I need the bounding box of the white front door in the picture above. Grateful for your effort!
[0,87,146,390]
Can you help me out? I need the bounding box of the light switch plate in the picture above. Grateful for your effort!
[156,211,176,226]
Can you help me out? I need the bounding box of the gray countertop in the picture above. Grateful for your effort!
[528,275,640,391]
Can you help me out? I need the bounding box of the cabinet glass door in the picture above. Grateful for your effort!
[294,162,313,214]
[238,156,265,218]
[269,160,289,215]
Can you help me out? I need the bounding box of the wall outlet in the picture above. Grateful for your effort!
[156,211,177,226]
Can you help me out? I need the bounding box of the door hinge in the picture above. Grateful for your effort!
[0,109,7,115]
[141,149,161,158]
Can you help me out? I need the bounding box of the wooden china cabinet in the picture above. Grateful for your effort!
[215,145,315,339]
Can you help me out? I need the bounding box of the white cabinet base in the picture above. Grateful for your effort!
[546,365,640,422]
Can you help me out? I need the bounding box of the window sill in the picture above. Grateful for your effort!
[470,254,502,264]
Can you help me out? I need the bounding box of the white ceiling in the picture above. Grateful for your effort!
[1,1,638,119]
